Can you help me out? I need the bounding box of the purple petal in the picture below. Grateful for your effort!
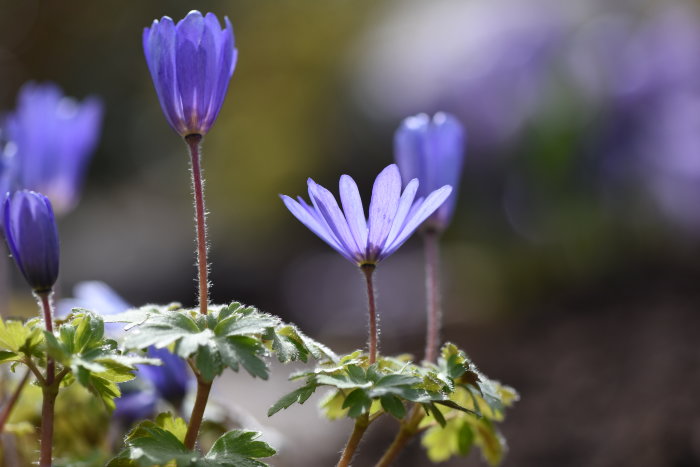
[144,17,182,133]
[307,179,360,261]
[176,13,208,133]
[382,185,452,259]
[339,175,368,252]
[280,195,352,261]
[367,164,402,258]
[384,178,419,248]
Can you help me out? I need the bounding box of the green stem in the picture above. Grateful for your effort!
[337,413,370,467]
[0,369,31,433]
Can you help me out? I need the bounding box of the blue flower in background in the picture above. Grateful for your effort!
[140,347,190,408]
[3,190,60,293]
[281,164,452,266]
[58,281,193,410]
[112,382,158,427]
[143,10,238,137]
[394,112,466,232]
[5,82,102,215]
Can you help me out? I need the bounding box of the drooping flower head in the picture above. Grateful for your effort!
[143,10,238,137]
[394,112,466,232]
[5,82,103,215]
[3,190,60,293]
[281,164,452,266]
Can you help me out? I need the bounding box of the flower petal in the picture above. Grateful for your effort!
[307,179,360,261]
[384,178,419,248]
[381,185,452,259]
[280,195,352,261]
[339,174,368,253]
[367,164,402,258]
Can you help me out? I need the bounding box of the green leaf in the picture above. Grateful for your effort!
[206,430,276,466]
[380,394,406,419]
[155,412,188,443]
[267,383,317,416]
[110,423,275,467]
[342,388,372,418]
[108,420,189,467]
[217,336,268,380]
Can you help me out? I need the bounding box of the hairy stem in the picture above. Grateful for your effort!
[37,292,56,467]
[183,376,212,450]
[186,133,209,316]
[362,265,378,364]
[375,406,424,467]
[0,369,31,433]
[337,413,370,467]
[423,230,442,363]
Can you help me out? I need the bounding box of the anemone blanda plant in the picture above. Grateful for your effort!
[394,112,466,363]
[281,163,452,364]
[142,9,237,450]
[4,82,103,215]
[3,190,60,465]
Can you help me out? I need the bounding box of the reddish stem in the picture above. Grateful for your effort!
[37,292,56,467]
[183,377,213,450]
[186,133,209,316]
[423,230,442,363]
[0,369,31,432]
[362,265,378,364]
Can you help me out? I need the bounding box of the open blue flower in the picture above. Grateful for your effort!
[3,190,60,293]
[281,164,452,266]
[143,10,238,137]
[394,112,466,232]
[5,82,102,215]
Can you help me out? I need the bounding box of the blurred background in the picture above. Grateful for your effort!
[1,0,700,465]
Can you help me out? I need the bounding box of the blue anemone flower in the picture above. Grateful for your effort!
[281,164,452,266]
[5,82,103,215]
[143,10,238,137]
[3,190,60,293]
[394,112,466,232]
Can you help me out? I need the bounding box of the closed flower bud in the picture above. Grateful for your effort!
[3,190,60,293]
[394,112,466,232]
[143,10,238,137]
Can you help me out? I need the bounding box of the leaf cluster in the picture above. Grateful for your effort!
[419,343,519,465]
[0,311,155,410]
[268,349,479,421]
[45,310,158,409]
[112,302,336,382]
[109,412,276,467]
[0,317,45,367]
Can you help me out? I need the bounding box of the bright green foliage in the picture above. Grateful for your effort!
[109,413,276,467]
[268,350,479,421]
[44,310,158,410]
[113,303,336,383]
[419,343,519,465]
[269,344,517,465]
[0,316,45,365]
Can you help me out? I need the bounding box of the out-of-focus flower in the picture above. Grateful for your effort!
[394,112,466,232]
[112,381,158,427]
[3,190,59,293]
[58,281,193,408]
[58,281,132,337]
[143,10,238,137]
[5,82,102,215]
[281,164,452,266]
[139,347,190,408]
